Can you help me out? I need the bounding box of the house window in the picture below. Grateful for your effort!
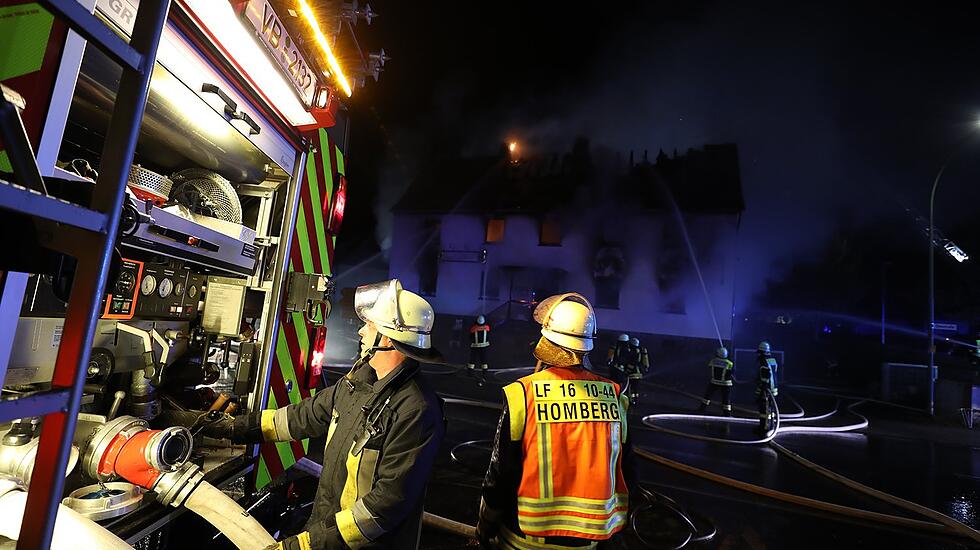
[595,279,621,309]
[539,219,562,246]
[486,218,506,243]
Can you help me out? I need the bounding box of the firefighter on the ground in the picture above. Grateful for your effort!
[469,314,491,370]
[699,346,734,416]
[606,333,631,389]
[200,279,446,550]
[625,337,649,405]
[756,341,779,433]
[478,293,633,549]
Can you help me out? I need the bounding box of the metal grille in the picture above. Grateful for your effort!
[127,165,173,201]
[170,168,242,224]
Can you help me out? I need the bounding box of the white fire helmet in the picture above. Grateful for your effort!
[618,333,630,342]
[630,337,640,347]
[476,315,486,325]
[533,293,596,352]
[758,341,771,353]
[717,347,728,359]
[354,279,434,350]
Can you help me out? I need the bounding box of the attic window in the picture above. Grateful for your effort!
[486,218,506,243]
[540,219,561,246]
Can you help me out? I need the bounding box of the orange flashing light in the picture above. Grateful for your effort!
[298,0,353,97]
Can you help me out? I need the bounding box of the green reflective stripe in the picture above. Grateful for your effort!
[302,437,309,452]
[275,331,301,405]
[276,441,296,469]
[0,4,54,80]
[305,145,330,274]
[0,151,11,173]
[256,456,272,489]
[294,201,315,274]
[291,310,312,355]
[334,144,345,176]
[266,392,295,469]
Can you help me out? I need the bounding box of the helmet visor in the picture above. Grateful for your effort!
[532,292,591,325]
[354,279,402,326]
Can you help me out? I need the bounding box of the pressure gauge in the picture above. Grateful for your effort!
[116,271,136,294]
[141,274,157,296]
[158,278,173,298]
[187,285,199,299]
[174,281,184,297]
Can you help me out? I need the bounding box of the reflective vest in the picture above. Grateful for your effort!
[709,358,734,386]
[470,324,490,347]
[502,366,629,541]
[757,356,778,396]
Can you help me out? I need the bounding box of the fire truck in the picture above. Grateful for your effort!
[0,0,379,547]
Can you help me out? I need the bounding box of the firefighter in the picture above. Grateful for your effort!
[625,337,649,405]
[470,314,491,370]
[698,347,734,416]
[606,333,631,389]
[201,279,446,550]
[756,341,778,433]
[478,293,631,549]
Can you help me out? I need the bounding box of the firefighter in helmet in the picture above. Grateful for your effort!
[199,279,446,549]
[756,341,779,433]
[606,333,631,389]
[625,337,650,405]
[469,314,491,370]
[699,347,734,416]
[478,293,632,549]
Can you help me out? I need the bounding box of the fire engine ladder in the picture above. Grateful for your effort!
[0,1,170,547]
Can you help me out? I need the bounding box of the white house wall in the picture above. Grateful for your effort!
[390,211,738,340]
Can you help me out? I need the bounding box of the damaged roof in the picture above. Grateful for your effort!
[392,143,745,215]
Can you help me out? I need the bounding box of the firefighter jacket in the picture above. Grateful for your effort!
[625,345,649,379]
[479,365,631,547]
[756,354,778,396]
[233,359,445,549]
[606,342,630,372]
[708,357,734,387]
[471,323,491,348]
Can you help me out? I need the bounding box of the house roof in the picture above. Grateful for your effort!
[392,143,745,215]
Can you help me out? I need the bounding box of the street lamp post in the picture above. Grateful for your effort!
[927,125,979,416]
[927,164,948,417]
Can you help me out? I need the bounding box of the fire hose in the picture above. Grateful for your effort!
[441,385,980,545]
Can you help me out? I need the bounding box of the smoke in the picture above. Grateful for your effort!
[430,1,980,312]
[363,0,980,316]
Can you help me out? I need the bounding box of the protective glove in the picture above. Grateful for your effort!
[268,532,319,550]
[198,411,235,439]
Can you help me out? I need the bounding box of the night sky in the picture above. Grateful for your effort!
[334,0,980,319]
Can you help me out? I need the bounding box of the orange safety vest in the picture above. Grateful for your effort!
[502,366,630,541]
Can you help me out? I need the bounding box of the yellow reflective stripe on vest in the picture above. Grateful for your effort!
[336,508,368,548]
[499,526,597,549]
[503,383,526,441]
[518,493,629,515]
[536,422,553,498]
[519,512,627,536]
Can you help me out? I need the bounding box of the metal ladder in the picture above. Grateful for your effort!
[0,1,170,547]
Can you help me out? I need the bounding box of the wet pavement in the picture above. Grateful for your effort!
[413,366,980,549]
